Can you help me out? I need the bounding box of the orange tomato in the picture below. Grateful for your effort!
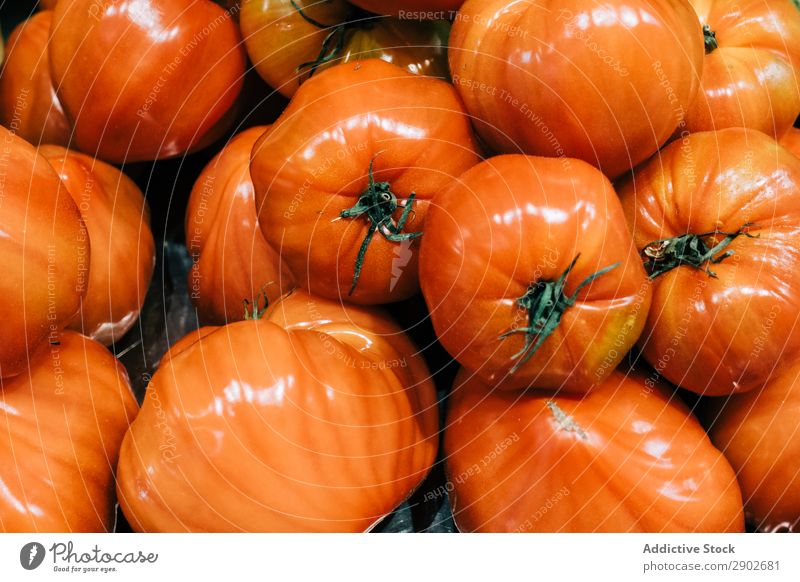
[0,331,138,532]
[449,0,704,178]
[39,145,155,345]
[186,126,295,325]
[0,10,71,146]
[251,60,480,305]
[240,0,450,98]
[49,0,246,162]
[619,128,800,396]
[708,362,800,532]
[117,289,438,531]
[781,126,800,158]
[420,155,650,393]
[445,369,744,532]
[0,127,87,378]
[686,0,800,138]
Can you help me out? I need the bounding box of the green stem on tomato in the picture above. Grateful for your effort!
[703,24,719,54]
[642,223,757,279]
[339,154,422,296]
[499,255,619,374]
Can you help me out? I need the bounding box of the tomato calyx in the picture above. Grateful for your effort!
[291,0,377,82]
[642,223,757,279]
[546,400,588,441]
[703,24,719,54]
[339,155,422,296]
[499,255,619,374]
[243,285,273,320]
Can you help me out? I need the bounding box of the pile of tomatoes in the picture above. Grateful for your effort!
[1,0,799,534]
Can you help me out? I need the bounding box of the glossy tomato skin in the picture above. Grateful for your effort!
[445,369,744,532]
[240,0,450,98]
[619,128,800,396]
[686,0,800,139]
[420,155,650,393]
[349,0,464,17]
[117,291,438,532]
[0,331,138,532]
[251,60,480,305]
[0,11,71,147]
[49,0,246,163]
[0,128,87,378]
[449,0,704,178]
[782,127,800,158]
[707,363,800,532]
[186,126,295,325]
[39,146,155,345]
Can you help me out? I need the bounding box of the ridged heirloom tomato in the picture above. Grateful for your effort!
[240,0,450,98]
[349,0,465,17]
[251,60,480,305]
[707,362,800,532]
[445,369,744,532]
[39,145,155,345]
[685,0,800,138]
[0,332,138,532]
[449,0,704,178]
[782,127,800,158]
[0,127,87,378]
[49,0,246,163]
[186,126,296,325]
[117,289,438,532]
[619,128,800,396]
[0,10,71,146]
[420,155,651,393]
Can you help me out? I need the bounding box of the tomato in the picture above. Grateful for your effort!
[0,331,138,532]
[618,128,800,396]
[445,369,744,532]
[420,155,650,393]
[348,0,464,18]
[707,362,800,532]
[449,0,704,178]
[240,0,450,98]
[685,0,800,139]
[0,10,71,147]
[116,289,438,532]
[49,0,246,163]
[251,60,480,305]
[0,127,87,378]
[186,126,295,325]
[781,126,800,158]
[39,145,155,345]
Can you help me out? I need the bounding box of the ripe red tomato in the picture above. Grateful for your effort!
[0,127,87,378]
[420,155,650,393]
[116,289,438,532]
[240,0,450,98]
[445,369,745,532]
[782,126,800,158]
[49,0,246,163]
[707,362,800,532]
[0,331,138,532]
[686,0,800,138]
[251,60,480,304]
[349,0,464,17]
[619,128,800,396]
[39,145,155,345]
[448,0,704,178]
[0,10,70,146]
[186,126,296,325]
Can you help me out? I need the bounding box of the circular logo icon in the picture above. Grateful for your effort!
[20,542,46,570]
